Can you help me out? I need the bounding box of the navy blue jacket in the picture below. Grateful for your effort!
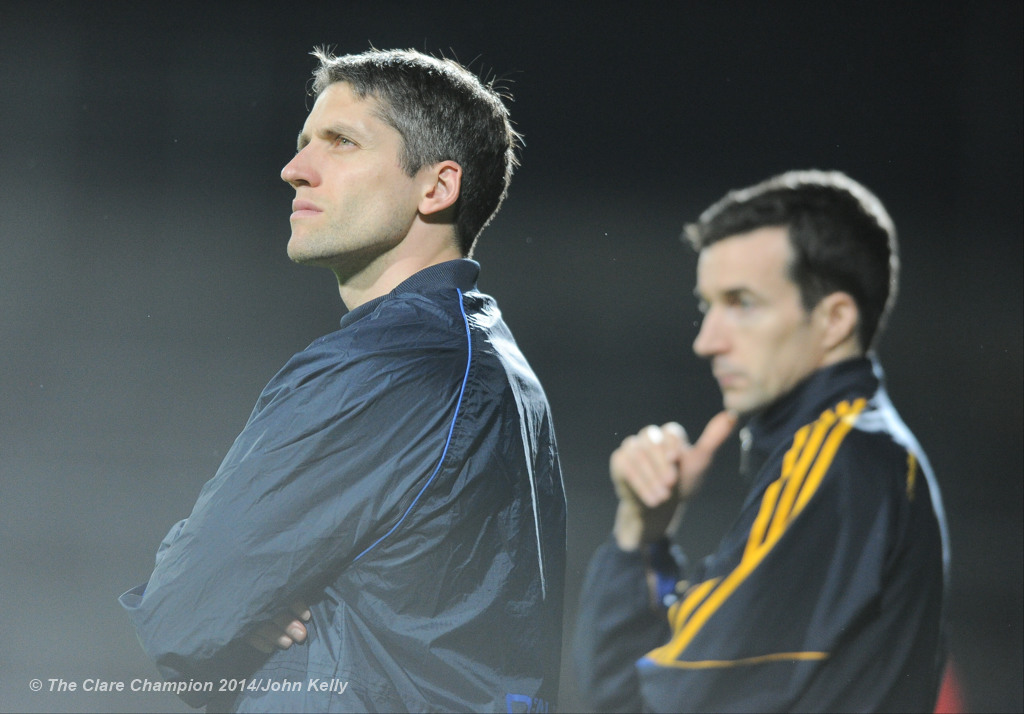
[574,358,948,713]
[121,260,566,712]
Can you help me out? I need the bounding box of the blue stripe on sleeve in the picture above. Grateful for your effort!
[352,289,472,563]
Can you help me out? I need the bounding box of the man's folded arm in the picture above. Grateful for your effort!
[573,538,677,713]
[120,351,460,685]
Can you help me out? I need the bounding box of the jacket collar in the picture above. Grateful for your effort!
[339,259,480,329]
[740,356,881,478]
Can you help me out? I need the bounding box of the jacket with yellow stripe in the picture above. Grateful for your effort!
[573,357,948,713]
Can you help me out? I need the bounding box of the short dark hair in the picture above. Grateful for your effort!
[310,47,521,256]
[684,170,898,350]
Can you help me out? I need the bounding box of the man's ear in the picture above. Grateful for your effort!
[418,160,462,216]
[817,291,861,353]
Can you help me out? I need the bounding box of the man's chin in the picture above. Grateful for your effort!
[288,251,320,266]
[287,239,329,267]
[722,393,759,419]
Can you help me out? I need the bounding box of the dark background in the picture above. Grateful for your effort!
[2,2,1020,712]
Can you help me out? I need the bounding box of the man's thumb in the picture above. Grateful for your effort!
[693,411,738,460]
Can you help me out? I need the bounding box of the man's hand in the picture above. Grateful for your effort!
[611,411,736,551]
[246,602,311,654]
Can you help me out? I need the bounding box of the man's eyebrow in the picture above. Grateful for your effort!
[695,286,755,301]
[296,122,365,152]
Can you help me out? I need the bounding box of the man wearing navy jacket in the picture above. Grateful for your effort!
[121,48,565,713]
[574,170,948,712]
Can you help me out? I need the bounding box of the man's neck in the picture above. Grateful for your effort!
[335,238,462,311]
[819,338,862,370]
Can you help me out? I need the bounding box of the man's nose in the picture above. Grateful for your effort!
[693,309,728,357]
[281,147,316,188]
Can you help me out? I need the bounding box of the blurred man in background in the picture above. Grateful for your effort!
[575,170,948,712]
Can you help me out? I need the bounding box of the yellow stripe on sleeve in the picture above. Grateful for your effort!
[906,451,918,501]
[744,476,784,561]
[744,423,811,560]
[651,650,829,670]
[668,577,722,632]
[790,400,865,518]
[765,409,839,545]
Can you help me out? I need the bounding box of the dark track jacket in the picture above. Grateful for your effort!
[574,358,948,713]
[121,260,566,713]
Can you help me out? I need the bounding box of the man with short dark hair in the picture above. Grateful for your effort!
[121,48,565,713]
[574,170,948,712]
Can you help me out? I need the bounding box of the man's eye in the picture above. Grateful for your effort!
[725,294,755,311]
[331,135,352,147]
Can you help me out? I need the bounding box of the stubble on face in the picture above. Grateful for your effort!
[694,227,828,417]
[282,82,421,280]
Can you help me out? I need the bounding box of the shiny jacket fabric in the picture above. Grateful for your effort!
[574,358,948,713]
[121,260,566,712]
